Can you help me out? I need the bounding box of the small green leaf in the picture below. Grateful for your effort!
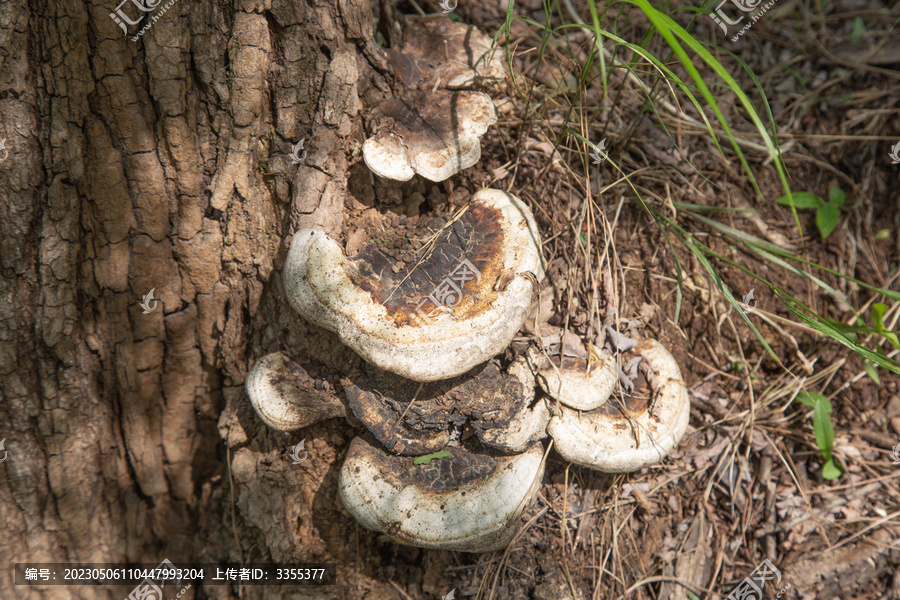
[849,17,867,43]
[885,332,900,351]
[413,450,452,465]
[816,202,840,239]
[874,228,891,241]
[871,303,888,330]
[822,457,842,480]
[798,392,841,478]
[813,396,835,461]
[863,361,881,386]
[828,186,846,206]
[795,390,826,409]
[775,192,823,209]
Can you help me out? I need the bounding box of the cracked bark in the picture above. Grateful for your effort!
[0,0,379,597]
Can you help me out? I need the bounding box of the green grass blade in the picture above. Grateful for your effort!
[628,0,801,232]
[776,291,900,375]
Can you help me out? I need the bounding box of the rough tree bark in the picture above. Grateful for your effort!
[0,0,395,597]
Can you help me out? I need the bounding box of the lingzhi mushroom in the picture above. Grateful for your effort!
[244,15,690,553]
[363,15,506,181]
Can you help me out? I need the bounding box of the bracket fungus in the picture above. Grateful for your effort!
[245,352,348,431]
[338,436,545,553]
[345,355,549,455]
[363,16,506,181]
[530,346,618,411]
[476,395,551,455]
[241,15,693,559]
[384,16,506,91]
[283,189,543,382]
[363,90,497,182]
[546,339,690,472]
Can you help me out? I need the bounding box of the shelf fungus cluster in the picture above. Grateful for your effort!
[533,340,691,473]
[363,16,505,182]
[244,16,690,554]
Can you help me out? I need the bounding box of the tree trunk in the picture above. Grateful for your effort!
[0,0,386,597]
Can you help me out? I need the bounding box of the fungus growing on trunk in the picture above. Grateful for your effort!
[529,345,618,411]
[243,16,692,560]
[546,339,690,472]
[384,16,506,91]
[245,352,348,431]
[338,435,545,552]
[344,355,549,455]
[362,15,507,181]
[363,90,497,182]
[282,189,543,382]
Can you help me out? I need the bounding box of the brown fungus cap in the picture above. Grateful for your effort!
[283,189,543,382]
[385,16,506,92]
[547,339,690,472]
[363,90,497,182]
[345,355,548,455]
[343,372,451,457]
[245,352,348,431]
[363,16,506,182]
[338,435,545,552]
